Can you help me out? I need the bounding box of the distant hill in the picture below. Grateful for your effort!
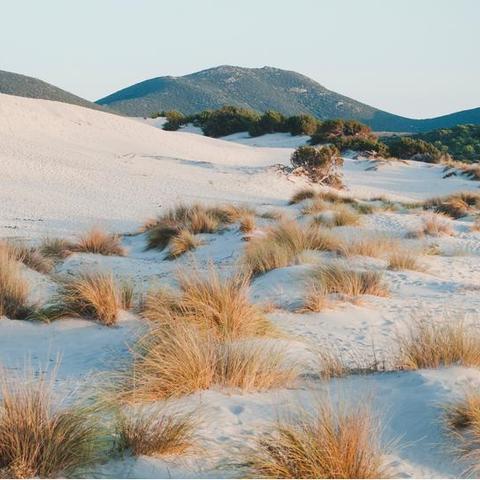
[0,70,108,112]
[96,65,480,133]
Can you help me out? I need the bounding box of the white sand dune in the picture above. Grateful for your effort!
[1,94,480,478]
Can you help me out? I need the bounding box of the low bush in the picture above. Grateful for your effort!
[291,145,343,186]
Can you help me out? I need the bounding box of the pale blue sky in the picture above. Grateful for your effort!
[1,0,478,118]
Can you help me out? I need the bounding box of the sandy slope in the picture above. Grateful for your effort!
[0,94,297,238]
[1,95,477,238]
[2,94,480,478]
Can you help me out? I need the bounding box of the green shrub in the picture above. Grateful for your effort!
[200,106,260,137]
[285,115,318,136]
[162,111,186,131]
[386,137,444,163]
[249,110,287,136]
[291,145,343,186]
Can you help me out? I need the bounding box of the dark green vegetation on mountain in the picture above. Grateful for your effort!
[0,70,109,112]
[97,65,480,133]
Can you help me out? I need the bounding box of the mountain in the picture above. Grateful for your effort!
[0,70,108,112]
[96,65,480,132]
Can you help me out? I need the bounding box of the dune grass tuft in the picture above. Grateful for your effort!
[39,237,74,260]
[239,213,256,234]
[166,229,201,259]
[388,251,423,271]
[444,391,480,474]
[299,283,331,313]
[312,205,361,228]
[116,406,197,457]
[396,320,480,370]
[123,322,297,401]
[146,204,222,250]
[247,400,389,479]
[0,247,32,319]
[73,227,126,256]
[310,263,389,298]
[144,267,275,341]
[338,235,398,258]
[1,242,54,274]
[216,341,298,391]
[424,191,480,219]
[289,188,316,205]
[408,213,454,238]
[0,369,107,478]
[36,272,120,325]
[243,220,341,276]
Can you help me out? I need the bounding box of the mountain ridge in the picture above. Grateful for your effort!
[0,69,110,113]
[96,65,480,133]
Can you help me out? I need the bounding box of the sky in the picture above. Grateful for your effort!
[1,0,478,119]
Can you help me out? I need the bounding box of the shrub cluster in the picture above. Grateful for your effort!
[156,106,320,138]
[290,145,343,186]
[385,136,446,163]
[310,119,388,155]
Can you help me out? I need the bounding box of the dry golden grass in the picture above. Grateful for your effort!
[0,248,31,319]
[141,286,181,321]
[260,209,286,221]
[216,341,298,391]
[289,188,316,204]
[301,197,330,215]
[314,347,349,380]
[119,280,134,310]
[39,237,74,260]
[208,204,256,224]
[315,190,356,204]
[146,203,221,250]
[396,320,480,370]
[116,406,197,457]
[408,213,455,238]
[387,251,423,271]
[239,213,256,234]
[305,224,343,252]
[310,263,389,298]
[243,221,305,276]
[243,239,296,276]
[0,242,54,274]
[243,220,341,276]
[247,400,389,479]
[443,391,480,475]
[445,391,480,432]
[126,322,218,401]
[339,235,399,258]
[149,267,276,341]
[188,209,220,234]
[37,272,120,325]
[124,322,297,401]
[167,229,201,259]
[313,206,361,228]
[0,369,107,478]
[72,227,125,256]
[424,191,480,219]
[299,283,331,313]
